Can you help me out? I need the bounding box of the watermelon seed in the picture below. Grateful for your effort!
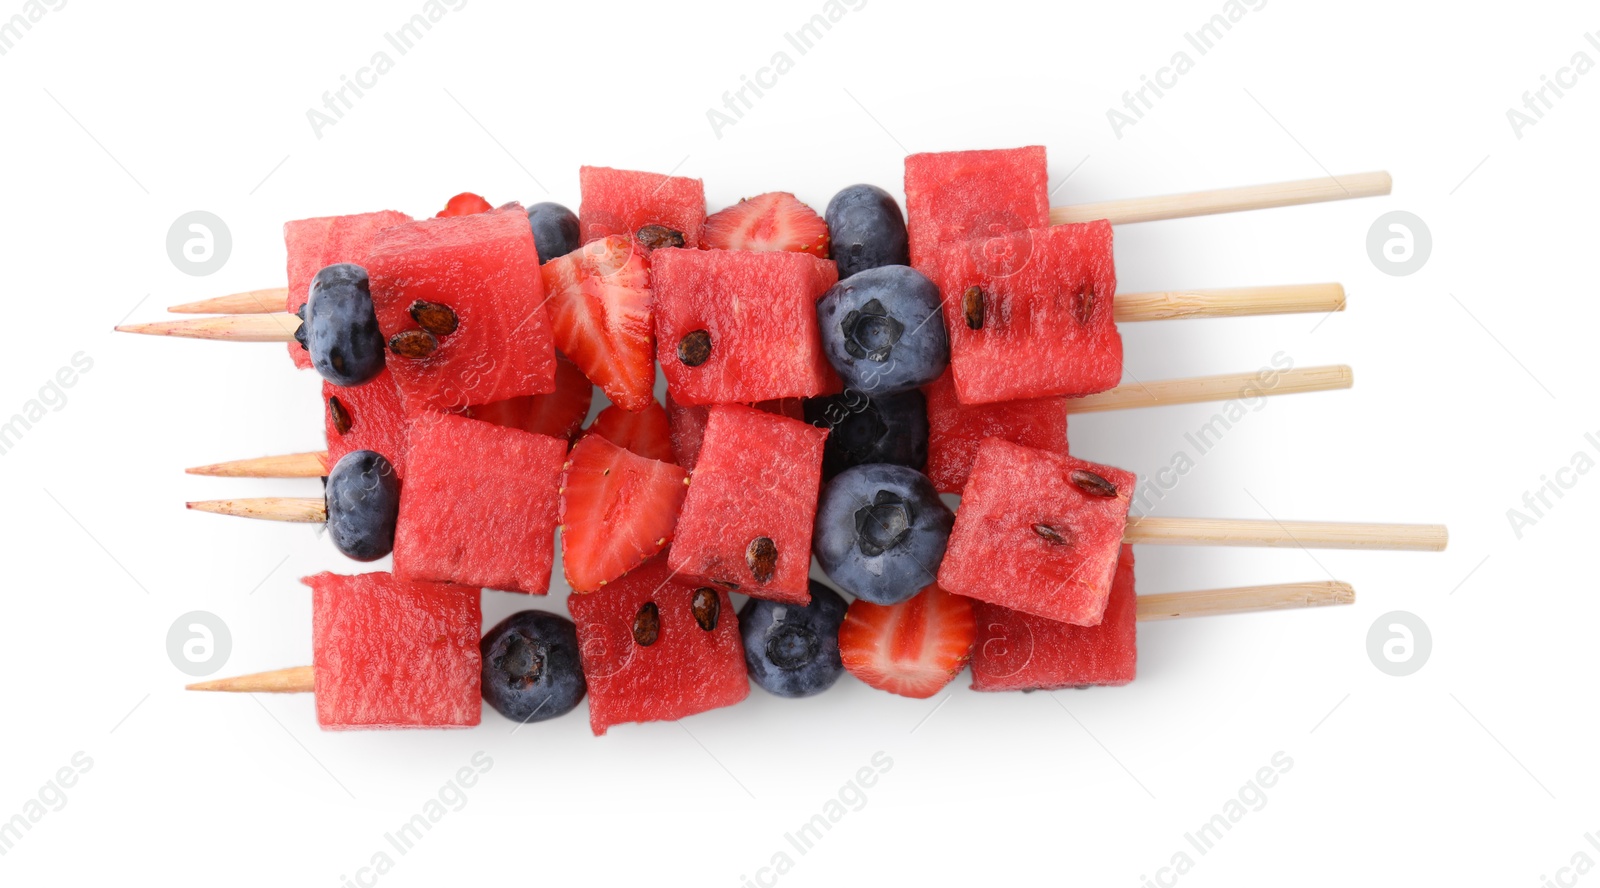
[691,588,720,631]
[636,224,686,250]
[962,286,985,330]
[408,300,459,336]
[388,329,439,360]
[1075,285,1095,327]
[1070,469,1118,498]
[1032,523,1072,546]
[714,579,741,591]
[747,536,779,583]
[327,396,352,435]
[678,330,713,367]
[633,602,661,647]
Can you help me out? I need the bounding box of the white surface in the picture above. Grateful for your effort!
[1,0,1593,883]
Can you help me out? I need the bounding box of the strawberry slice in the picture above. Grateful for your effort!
[541,236,656,412]
[590,399,675,464]
[702,192,830,256]
[560,432,687,592]
[469,353,594,443]
[838,584,976,698]
[436,192,493,217]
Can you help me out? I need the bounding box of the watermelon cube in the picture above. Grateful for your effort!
[306,571,481,730]
[904,146,1049,272]
[970,545,1137,691]
[323,368,410,479]
[937,438,1134,625]
[568,553,748,735]
[284,210,413,369]
[367,209,557,413]
[652,249,841,405]
[670,404,827,604]
[928,221,1122,404]
[578,165,707,248]
[664,392,709,471]
[921,369,1070,494]
[392,412,566,595]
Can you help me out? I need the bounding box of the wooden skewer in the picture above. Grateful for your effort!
[114,313,301,342]
[1113,283,1344,322]
[168,287,290,315]
[184,581,1355,693]
[187,497,326,523]
[187,451,328,478]
[1124,517,1448,552]
[1136,581,1353,621]
[187,665,314,693]
[194,364,1355,478]
[1065,364,1350,414]
[124,283,1344,343]
[1051,171,1393,227]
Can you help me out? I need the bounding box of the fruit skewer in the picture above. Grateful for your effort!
[185,577,1358,695]
[159,170,1387,316]
[184,364,1355,479]
[119,281,1349,341]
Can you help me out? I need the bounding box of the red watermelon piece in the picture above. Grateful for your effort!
[904,146,1049,272]
[467,352,595,444]
[664,391,708,471]
[323,368,410,479]
[652,249,841,405]
[578,165,706,248]
[669,404,827,604]
[664,395,806,472]
[928,221,1121,404]
[589,399,675,464]
[560,432,688,592]
[392,413,566,595]
[284,210,413,369]
[937,438,1134,626]
[970,545,1137,691]
[568,552,748,735]
[922,369,1070,493]
[367,209,557,413]
[306,571,481,730]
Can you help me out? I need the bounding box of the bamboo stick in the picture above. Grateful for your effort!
[186,497,326,523]
[1052,171,1393,226]
[1113,283,1344,322]
[186,665,314,693]
[1064,365,1351,415]
[1124,517,1447,552]
[1136,581,1354,621]
[115,313,301,342]
[168,287,290,315]
[186,451,328,478]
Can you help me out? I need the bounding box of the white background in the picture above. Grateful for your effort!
[1,0,1594,884]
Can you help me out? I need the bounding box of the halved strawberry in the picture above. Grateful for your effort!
[590,399,675,464]
[469,353,594,443]
[541,236,656,412]
[437,192,493,217]
[838,584,976,698]
[560,432,687,592]
[702,192,830,256]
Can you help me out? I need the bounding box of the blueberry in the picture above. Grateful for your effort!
[813,464,953,605]
[480,610,586,723]
[804,389,928,479]
[825,184,909,280]
[298,263,386,387]
[815,265,949,396]
[526,202,581,264]
[324,449,399,561]
[739,581,847,698]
